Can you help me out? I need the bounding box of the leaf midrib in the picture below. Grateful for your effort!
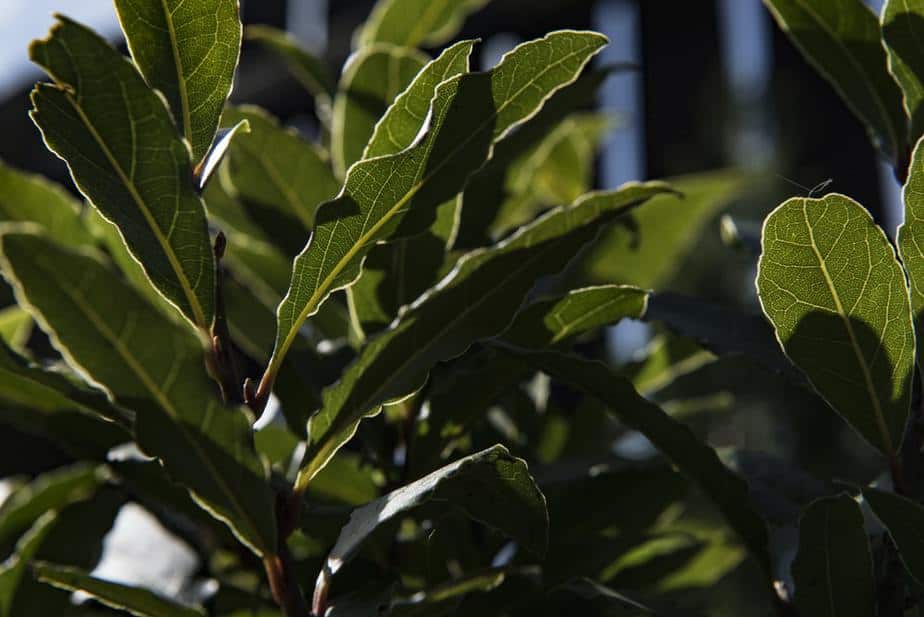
[271,39,600,380]
[51,267,266,553]
[160,0,194,152]
[801,199,894,455]
[61,90,207,329]
[298,207,627,489]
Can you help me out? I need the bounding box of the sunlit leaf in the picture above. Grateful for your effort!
[114,0,242,163]
[757,194,915,457]
[259,31,609,407]
[356,0,490,48]
[30,16,215,330]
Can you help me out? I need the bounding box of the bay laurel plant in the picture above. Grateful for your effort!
[7,0,924,616]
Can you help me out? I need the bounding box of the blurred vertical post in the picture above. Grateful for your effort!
[594,0,650,363]
[287,0,327,53]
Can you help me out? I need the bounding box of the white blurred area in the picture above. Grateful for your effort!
[0,1,122,99]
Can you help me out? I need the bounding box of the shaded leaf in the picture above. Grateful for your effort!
[0,513,56,617]
[643,292,800,381]
[222,106,339,229]
[898,136,924,349]
[791,494,875,617]
[0,464,102,552]
[295,184,669,491]
[321,445,546,582]
[261,31,609,404]
[33,561,205,617]
[30,16,215,330]
[763,0,907,165]
[332,44,428,178]
[0,307,31,352]
[883,1,924,145]
[863,487,924,587]
[620,334,716,397]
[756,194,915,457]
[356,0,490,48]
[114,0,242,163]
[0,231,276,556]
[500,348,772,576]
[246,24,335,100]
[581,169,745,288]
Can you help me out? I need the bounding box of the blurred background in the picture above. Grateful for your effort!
[0,2,901,612]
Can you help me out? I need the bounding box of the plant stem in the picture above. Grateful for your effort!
[265,489,309,616]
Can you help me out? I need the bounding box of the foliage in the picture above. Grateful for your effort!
[5,0,924,615]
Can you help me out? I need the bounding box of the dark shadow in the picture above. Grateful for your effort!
[785,311,913,458]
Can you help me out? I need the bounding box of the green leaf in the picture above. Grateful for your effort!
[260,31,609,403]
[295,184,669,491]
[620,334,716,397]
[791,494,875,617]
[349,40,476,330]
[0,231,276,556]
[320,445,546,582]
[863,487,924,587]
[502,285,648,349]
[364,40,476,159]
[114,0,242,163]
[356,0,489,48]
[30,16,215,330]
[332,44,428,178]
[0,307,31,352]
[763,0,907,165]
[501,348,771,577]
[246,24,335,100]
[222,106,339,229]
[644,292,801,382]
[0,160,94,248]
[756,194,915,457]
[0,513,56,617]
[581,169,745,288]
[882,0,924,144]
[898,137,924,346]
[453,67,617,249]
[33,562,205,617]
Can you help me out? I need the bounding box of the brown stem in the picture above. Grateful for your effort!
[265,489,308,616]
[209,231,243,404]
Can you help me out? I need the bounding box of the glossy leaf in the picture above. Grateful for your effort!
[261,31,609,403]
[756,194,915,457]
[30,16,215,330]
[0,231,276,556]
[0,160,93,248]
[295,184,669,491]
[356,0,489,48]
[320,445,546,581]
[763,0,907,165]
[332,44,427,178]
[114,0,242,163]
[882,0,924,144]
[863,487,924,587]
[502,348,772,576]
[222,106,339,229]
[791,494,875,617]
[246,24,335,100]
[34,561,204,617]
